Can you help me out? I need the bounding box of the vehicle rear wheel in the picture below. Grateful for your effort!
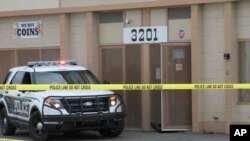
[99,119,124,137]
[29,111,49,141]
[0,107,16,135]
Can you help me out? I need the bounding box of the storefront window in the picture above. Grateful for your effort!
[99,12,123,23]
[239,42,250,103]
[168,7,190,19]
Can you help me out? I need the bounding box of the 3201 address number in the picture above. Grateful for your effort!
[123,26,167,44]
[131,28,158,42]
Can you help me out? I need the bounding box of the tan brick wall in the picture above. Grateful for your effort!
[236,0,250,38]
[232,0,250,122]
[199,3,226,124]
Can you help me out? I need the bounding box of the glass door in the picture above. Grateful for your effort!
[161,44,192,130]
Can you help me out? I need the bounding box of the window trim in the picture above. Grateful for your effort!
[238,40,250,105]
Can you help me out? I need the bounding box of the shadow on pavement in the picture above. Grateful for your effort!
[49,131,112,141]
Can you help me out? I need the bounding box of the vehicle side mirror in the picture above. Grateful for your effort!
[102,80,110,84]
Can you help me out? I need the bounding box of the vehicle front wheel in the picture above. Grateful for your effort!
[0,107,16,135]
[29,111,49,141]
[99,119,124,137]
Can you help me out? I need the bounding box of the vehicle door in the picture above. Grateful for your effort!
[5,71,31,122]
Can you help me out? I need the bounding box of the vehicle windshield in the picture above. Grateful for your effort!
[34,70,100,84]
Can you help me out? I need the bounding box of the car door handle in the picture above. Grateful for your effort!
[17,93,21,96]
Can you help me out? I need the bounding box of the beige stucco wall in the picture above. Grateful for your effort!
[0,15,60,48]
[68,13,87,67]
[0,0,59,11]
[125,10,142,27]
[99,10,142,44]
[99,23,123,44]
[199,3,225,123]
[150,8,191,42]
[61,0,158,7]
[150,8,166,26]
[232,0,250,122]
[168,19,191,41]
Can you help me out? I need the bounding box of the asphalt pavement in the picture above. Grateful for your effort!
[0,130,229,141]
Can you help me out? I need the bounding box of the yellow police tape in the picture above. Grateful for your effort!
[0,84,250,91]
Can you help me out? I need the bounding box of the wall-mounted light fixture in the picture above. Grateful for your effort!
[224,53,230,60]
[213,116,219,120]
[125,19,131,24]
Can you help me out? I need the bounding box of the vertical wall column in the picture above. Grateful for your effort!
[191,4,202,133]
[86,12,99,75]
[59,14,70,60]
[141,8,151,130]
[224,2,234,134]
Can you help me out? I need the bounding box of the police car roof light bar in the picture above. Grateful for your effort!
[27,60,77,67]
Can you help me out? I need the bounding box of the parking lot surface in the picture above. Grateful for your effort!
[0,130,229,141]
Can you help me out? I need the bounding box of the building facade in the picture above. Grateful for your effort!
[0,0,250,134]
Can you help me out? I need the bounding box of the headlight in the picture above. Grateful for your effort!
[45,98,63,109]
[109,95,117,107]
[53,102,61,109]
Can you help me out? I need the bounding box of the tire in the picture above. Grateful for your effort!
[99,119,124,137]
[29,111,49,141]
[0,107,16,135]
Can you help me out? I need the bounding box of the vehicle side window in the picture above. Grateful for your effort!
[22,72,32,84]
[10,71,25,84]
[3,72,12,84]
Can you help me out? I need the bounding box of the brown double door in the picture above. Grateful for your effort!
[161,45,192,130]
[0,48,59,83]
[101,44,192,130]
[101,45,142,129]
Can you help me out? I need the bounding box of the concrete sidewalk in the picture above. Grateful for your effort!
[1,130,229,141]
[103,130,229,141]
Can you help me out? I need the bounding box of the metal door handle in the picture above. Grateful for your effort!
[17,94,21,96]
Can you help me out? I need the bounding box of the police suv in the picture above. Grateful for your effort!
[0,61,126,141]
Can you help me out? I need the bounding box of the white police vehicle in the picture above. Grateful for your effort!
[0,60,126,141]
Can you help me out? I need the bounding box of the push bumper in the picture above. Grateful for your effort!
[43,112,126,122]
[41,95,126,133]
[42,112,126,133]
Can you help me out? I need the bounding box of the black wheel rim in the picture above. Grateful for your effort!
[32,116,45,136]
